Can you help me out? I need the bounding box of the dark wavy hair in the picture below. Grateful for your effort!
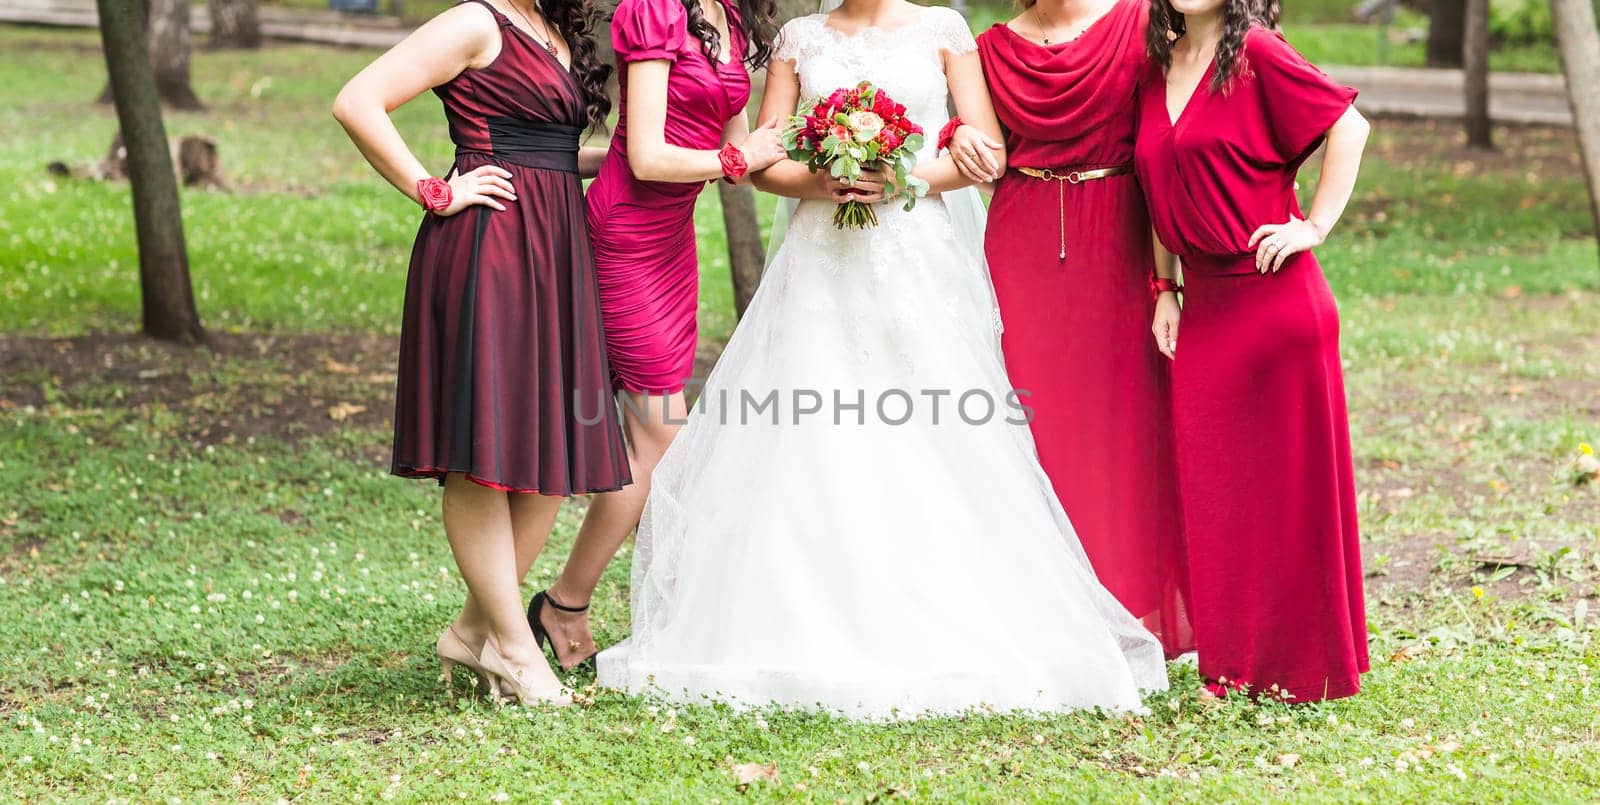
[682,0,778,70]
[539,0,613,131]
[1146,0,1280,93]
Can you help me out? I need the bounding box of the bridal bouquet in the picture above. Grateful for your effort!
[782,81,928,229]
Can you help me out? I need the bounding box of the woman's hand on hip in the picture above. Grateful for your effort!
[1247,216,1324,273]
[437,164,516,216]
[1152,291,1180,360]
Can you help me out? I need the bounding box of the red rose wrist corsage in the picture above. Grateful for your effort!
[936,116,964,154]
[417,177,452,213]
[718,143,748,184]
[1151,276,1183,298]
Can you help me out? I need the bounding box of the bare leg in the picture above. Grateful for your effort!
[456,491,562,638]
[440,474,563,695]
[541,390,686,668]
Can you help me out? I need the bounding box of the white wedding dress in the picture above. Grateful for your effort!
[596,6,1168,718]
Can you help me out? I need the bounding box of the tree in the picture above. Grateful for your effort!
[716,183,766,317]
[1463,0,1492,148]
[718,0,818,319]
[97,0,203,109]
[97,0,206,344]
[207,0,262,50]
[1551,0,1600,263]
[1426,0,1466,67]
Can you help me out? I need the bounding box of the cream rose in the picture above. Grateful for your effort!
[848,110,884,143]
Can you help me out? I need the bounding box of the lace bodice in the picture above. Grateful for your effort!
[774,7,976,161]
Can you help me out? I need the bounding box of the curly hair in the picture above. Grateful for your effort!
[1146,0,1279,93]
[681,0,778,70]
[539,0,613,131]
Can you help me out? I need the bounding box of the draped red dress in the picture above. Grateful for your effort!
[977,0,1193,657]
[586,0,751,394]
[1132,28,1367,701]
[391,0,631,495]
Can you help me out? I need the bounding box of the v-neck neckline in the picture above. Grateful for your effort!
[706,0,739,67]
[1164,48,1217,129]
[503,18,574,73]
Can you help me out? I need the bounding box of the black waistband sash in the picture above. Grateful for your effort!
[468,118,581,173]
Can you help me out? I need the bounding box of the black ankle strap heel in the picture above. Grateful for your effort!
[527,590,598,673]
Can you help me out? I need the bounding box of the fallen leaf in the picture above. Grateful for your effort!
[324,357,358,374]
[1277,753,1301,768]
[327,402,366,422]
[732,762,779,791]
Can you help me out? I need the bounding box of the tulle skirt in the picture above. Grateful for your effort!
[597,196,1168,719]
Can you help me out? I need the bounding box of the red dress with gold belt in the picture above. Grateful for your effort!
[977,0,1194,657]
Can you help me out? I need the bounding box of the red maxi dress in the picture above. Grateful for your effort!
[1132,28,1367,701]
[586,0,751,394]
[977,0,1193,657]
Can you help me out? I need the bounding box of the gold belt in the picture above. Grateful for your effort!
[1014,163,1135,261]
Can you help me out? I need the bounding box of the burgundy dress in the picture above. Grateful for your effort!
[976,1,1194,658]
[1133,28,1367,701]
[391,0,632,496]
[586,0,751,394]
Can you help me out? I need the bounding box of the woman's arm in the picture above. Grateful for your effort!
[909,49,1006,195]
[331,5,514,212]
[1151,231,1180,359]
[1247,105,1370,272]
[579,146,608,179]
[625,60,784,183]
[747,58,842,201]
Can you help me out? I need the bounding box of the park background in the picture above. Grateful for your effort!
[2,0,1600,800]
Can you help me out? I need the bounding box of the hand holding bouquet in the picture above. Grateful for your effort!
[782,81,929,229]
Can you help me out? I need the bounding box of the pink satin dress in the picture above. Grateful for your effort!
[586,0,751,394]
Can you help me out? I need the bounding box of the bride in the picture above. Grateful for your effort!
[596,0,1167,718]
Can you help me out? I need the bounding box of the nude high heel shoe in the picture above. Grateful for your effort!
[436,626,490,701]
[478,637,573,708]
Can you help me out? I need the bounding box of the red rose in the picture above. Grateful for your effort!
[877,130,902,151]
[892,102,906,116]
[417,176,452,212]
[871,93,894,117]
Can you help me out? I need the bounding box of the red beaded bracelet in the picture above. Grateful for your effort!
[1151,276,1183,297]
[936,116,964,154]
[718,143,748,183]
[417,177,452,213]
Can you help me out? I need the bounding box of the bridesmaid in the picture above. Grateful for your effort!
[954,0,1194,657]
[333,0,630,703]
[1134,0,1371,700]
[527,0,786,669]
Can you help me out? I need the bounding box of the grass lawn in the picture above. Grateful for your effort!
[3,23,1600,802]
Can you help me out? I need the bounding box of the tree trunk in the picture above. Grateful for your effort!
[150,0,203,109]
[207,0,262,50]
[96,0,206,344]
[1427,0,1466,67]
[97,0,203,109]
[718,183,766,318]
[1551,0,1600,264]
[1463,0,1492,148]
